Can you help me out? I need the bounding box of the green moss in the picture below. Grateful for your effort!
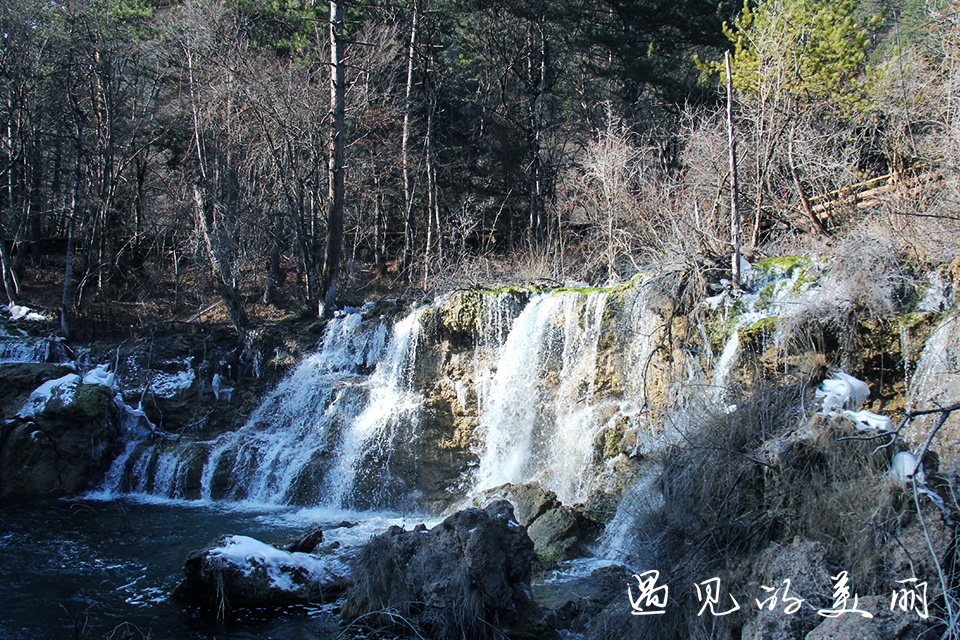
[753,255,811,276]
[899,310,940,329]
[598,419,628,459]
[738,316,779,350]
[72,384,111,419]
[791,264,818,294]
[552,273,644,297]
[537,543,564,564]
[435,287,532,342]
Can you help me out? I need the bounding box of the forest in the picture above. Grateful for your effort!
[0,0,955,336]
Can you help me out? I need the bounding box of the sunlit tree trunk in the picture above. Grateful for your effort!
[320,0,345,317]
[401,0,419,280]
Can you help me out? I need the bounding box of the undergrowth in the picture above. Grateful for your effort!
[593,378,958,640]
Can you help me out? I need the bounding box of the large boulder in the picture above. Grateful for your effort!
[742,538,833,640]
[341,501,542,640]
[0,362,76,421]
[0,375,117,499]
[805,595,926,640]
[173,535,352,610]
[473,482,599,563]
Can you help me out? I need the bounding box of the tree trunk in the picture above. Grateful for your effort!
[263,209,284,305]
[423,84,436,288]
[726,51,741,288]
[401,0,420,280]
[788,126,826,235]
[193,183,250,332]
[62,104,84,339]
[0,226,18,304]
[528,22,546,237]
[320,0,345,317]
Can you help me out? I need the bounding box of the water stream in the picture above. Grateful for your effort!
[2,266,853,638]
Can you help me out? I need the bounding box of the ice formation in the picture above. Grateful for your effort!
[816,372,870,415]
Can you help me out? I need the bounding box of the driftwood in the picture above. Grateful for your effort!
[806,159,945,224]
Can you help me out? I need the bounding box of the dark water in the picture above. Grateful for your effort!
[0,498,394,640]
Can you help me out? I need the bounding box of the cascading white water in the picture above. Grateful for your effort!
[99,303,427,509]
[200,305,425,507]
[320,309,425,507]
[710,332,740,407]
[472,290,611,505]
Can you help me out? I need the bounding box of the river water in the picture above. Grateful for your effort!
[0,497,417,640]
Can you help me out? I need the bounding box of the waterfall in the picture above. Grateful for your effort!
[320,310,424,507]
[200,305,424,507]
[710,332,740,408]
[472,290,611,505]
[101,303,427,509]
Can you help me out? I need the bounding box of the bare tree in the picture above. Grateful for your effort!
[319,0,345,317]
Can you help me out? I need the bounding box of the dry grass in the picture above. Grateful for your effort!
[625,374,958,639]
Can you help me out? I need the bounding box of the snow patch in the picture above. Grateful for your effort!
[18,373,81,418]
[892,451,925,486]
[816,372,870,415]
[208,535,350,593]
[83,364,117,390]
[5,304,47,322]
[841,409,893,432]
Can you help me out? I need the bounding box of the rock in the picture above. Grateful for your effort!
[0,380,117,499]
[173,535,352,610]
[281,521,357,554]
[341,501,542,640]
[0,363,76,421]
[474,482,560,527]
[472,482,597,563]
[742,537,833,640]
[882,499,952,595]
[804,595,925,640]
[533,564,628,634]
[526,505,590,564]
[285,525,325,553]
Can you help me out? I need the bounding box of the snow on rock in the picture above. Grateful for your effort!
[173,534,352,608]
[842,409,893,432]
[83,364,117,390]
[5,304,47,322]
[892,451,925,486]
[816,372,870,416]
[150,362,196,398]
[17,373,81,418]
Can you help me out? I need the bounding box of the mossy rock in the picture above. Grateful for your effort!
[72,384,112,419]
[752,255,812,277]
[595,419,628,460]
[738,316,779,352]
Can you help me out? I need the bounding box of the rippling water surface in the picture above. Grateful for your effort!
[0,498,412,640]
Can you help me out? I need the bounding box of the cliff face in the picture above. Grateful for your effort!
[3,258,959,639]
[4,258,957,513]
